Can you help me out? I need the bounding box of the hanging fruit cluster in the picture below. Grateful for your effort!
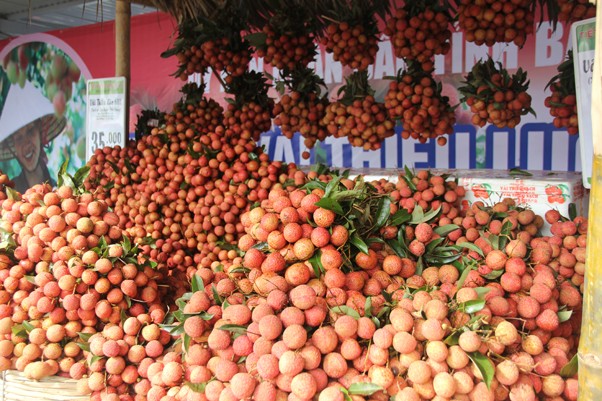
[273,68,329,158]
[545,51,578,135]
[384,0,453,73]
[162,8,251,82]
[558,0,596,22]
[385,62,456,145]
[459,58,534,129]
[456,0,534,47]
[320,0,388,71]
[249,0,317,71]
[223,71,274,142]
[322,71,395,150]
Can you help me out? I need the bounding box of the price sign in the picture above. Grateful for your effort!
[86,77,127,161]
[572,18,596,188]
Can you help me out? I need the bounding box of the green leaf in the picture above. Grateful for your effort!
[558,310,573,322]
[444,331,460,346]
[390,209,411,226]
[315,197,344,215]
[57,160,69,187]
[6,187,20,201]
[456,242,485,258]
[323,175,342,198]
[569,203,577,221]
[76,341,90,352]
[456,265,474,289]
[435,224,461,236]
[22,321,34,333]
[73,166,91,187]
[349,233,369,255]
[348,382,383,396]
[474,287,491,299]
[212,285,223,306]
[199,312,214,320]
[340,387,353,401]
[468,352,495,389]
[560,354,578,378]
[245,31,268,48]
[508,168,533,177]
[410,205,425,224]
[191,274,205,292]
[332,305,360,319]
[166,323,185,336]
[459,300,486,314]
[229,266,250,274]
[183,333,191,352]
[218,324,247,335]
[419,206,442,224]
[186,381,209,393]
[77,332,93,341]
[251,242,270,252]
[90,355,103,365]
[364,297,373,317]
[425,237,446,253]
[309,250,324,278]
[11,325,27,339]
[374,197,392,229]
[482,270,504,280]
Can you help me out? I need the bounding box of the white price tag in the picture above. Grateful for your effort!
[86,77,127,161]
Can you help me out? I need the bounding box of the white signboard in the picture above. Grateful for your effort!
[572,18,595,188]
[86,77,127,161]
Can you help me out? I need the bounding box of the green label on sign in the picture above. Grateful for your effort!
[576,23,596,52]
[88,79,125,95]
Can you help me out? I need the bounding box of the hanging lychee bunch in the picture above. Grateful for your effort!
[456,0,534,47]
[558,0,596,22]
[545,51,578,135]
[322,71,395,150]
[384,61,456,144]
[170,82,224,135]
[162,10,251,82]
[223,71,274,142]
[320,0,388,71]
[273,68,329,158]
[384,0,453,73]
[249,0,317,71]
[459,57,534,129]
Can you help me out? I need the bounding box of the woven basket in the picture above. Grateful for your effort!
[0,370,90,401]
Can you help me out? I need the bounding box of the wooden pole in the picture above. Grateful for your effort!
[115,0,131,134]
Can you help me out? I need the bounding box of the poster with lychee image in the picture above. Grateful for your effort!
[0,40,87,194]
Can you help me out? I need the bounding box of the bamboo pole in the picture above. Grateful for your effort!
[578,1,602,399]
[115,0,131,133]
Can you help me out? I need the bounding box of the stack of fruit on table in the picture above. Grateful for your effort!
[0,81,585,401]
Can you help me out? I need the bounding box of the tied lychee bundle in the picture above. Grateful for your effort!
[459,57,534,129]
[384,0,453,73]
[162,12,251,82]
[223,71,274,142]
[545,51,578,135]
[322,70,395,151]
[250,0,317,71]
[558,0,596,22]
[456,0,535,47]
[385,62,456,144]
[320,0,388,71]
[273,68,330,159]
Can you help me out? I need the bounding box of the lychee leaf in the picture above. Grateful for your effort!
[560,354,578,378]
[24,275,35,284]
[212,285,223,306]
[21,321,34,333]
[73,165,90,187]
[5,187,20,201]
[309,250,324,278]
[459,299,486,314]
[455,242,484,258]
[420,206,442,224]
[11,325,27,339]
[77,332,93,342]
[374,196,392,230]
[569,203,577,221]
[410,205,425,224]
[456,265,475,289]
[558,310,573,323]
[229,266,250,274]
[218,324,247,335]
[434,224,461,237]
[251,242,270,252]
[339,387,353,401]
[90,355,104,366]
[348,382,383,396]
[75,342,90,352]
[482,270,504,280]
[381,290,393,304]
[315,197,344,215]
[474,287,491,299]
[390,209,411,226]
[444,331,460,346]
[183,333,191,353]
[187,381,209,393]
[332,305,360,320]
[364,297,373,317]
[191,274,205,292]
[467,352,495,390]
[349,233,369,255]
[425,237,446,253]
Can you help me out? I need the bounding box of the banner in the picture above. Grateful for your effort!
[0,11,584,189]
